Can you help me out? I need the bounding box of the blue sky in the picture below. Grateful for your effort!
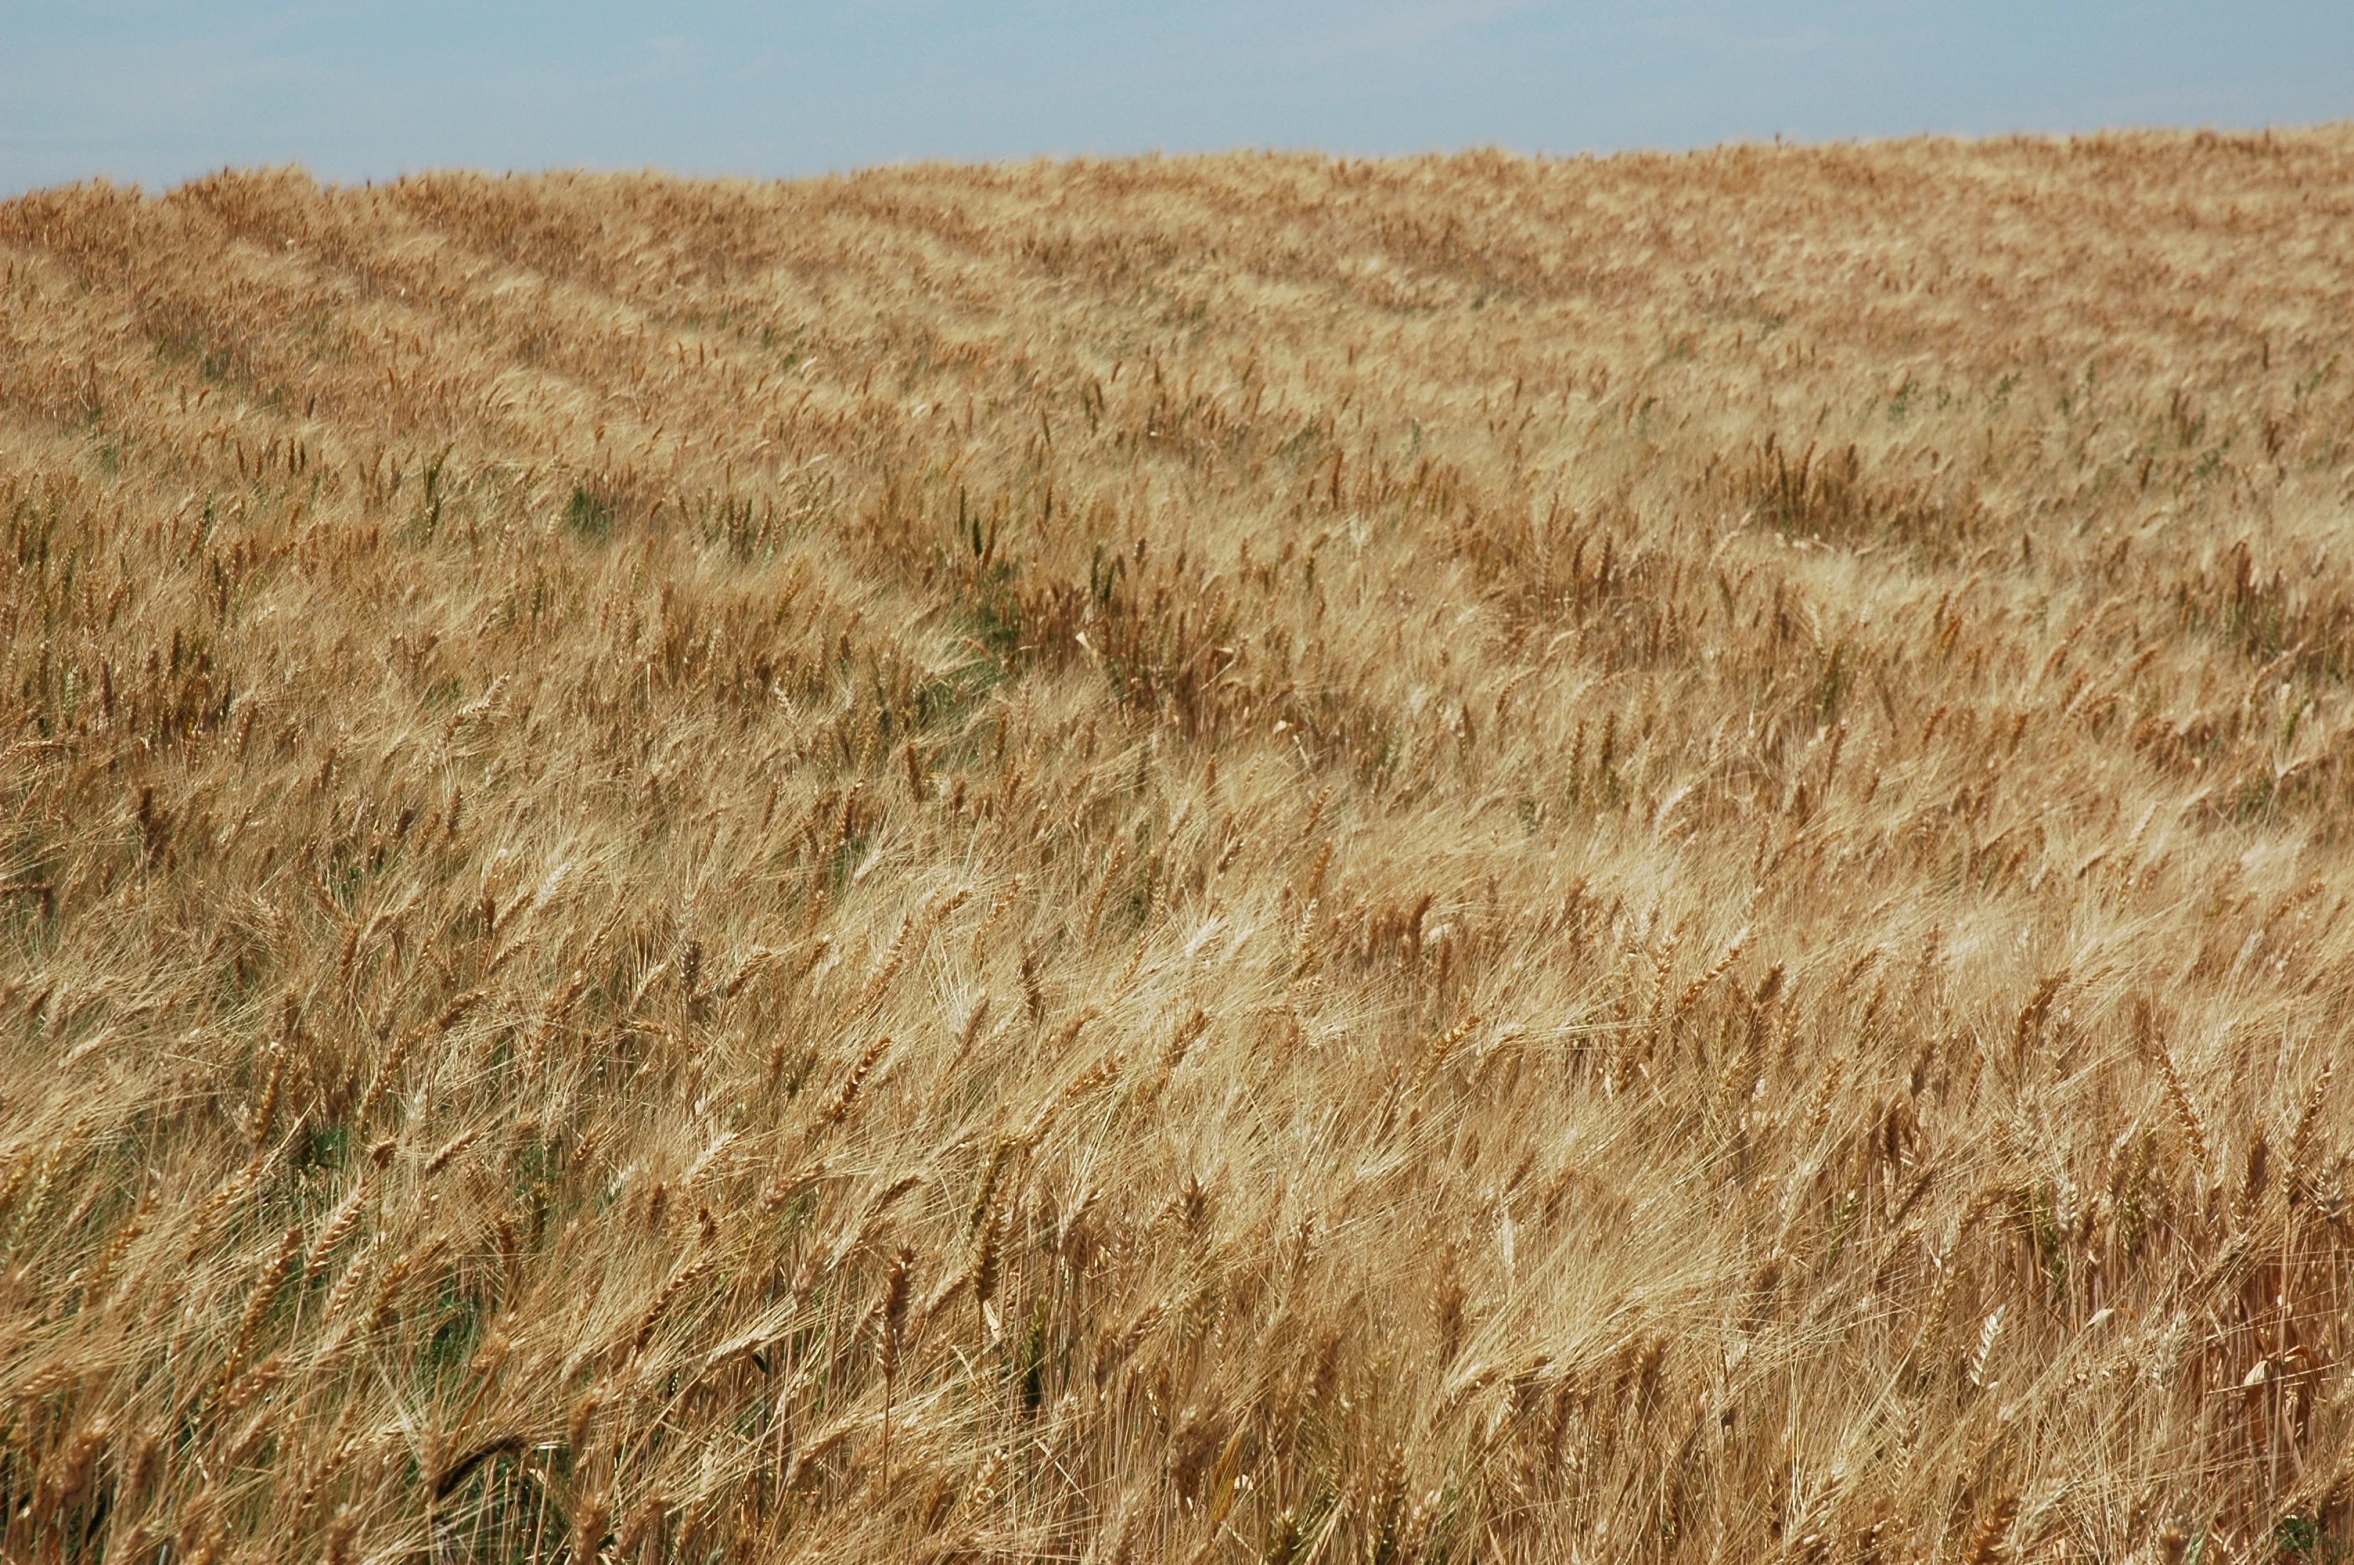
[4,2,2351,196]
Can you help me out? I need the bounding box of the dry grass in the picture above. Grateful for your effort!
[3,128,2354,1561]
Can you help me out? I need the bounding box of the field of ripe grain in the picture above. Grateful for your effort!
[4,129,2354,1561]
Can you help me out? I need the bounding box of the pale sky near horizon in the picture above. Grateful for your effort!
[3,2,2351,198]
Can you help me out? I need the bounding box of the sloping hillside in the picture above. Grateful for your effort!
[5,131,2354,1560]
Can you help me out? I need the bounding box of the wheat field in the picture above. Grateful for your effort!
[3,129,2354,1562]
